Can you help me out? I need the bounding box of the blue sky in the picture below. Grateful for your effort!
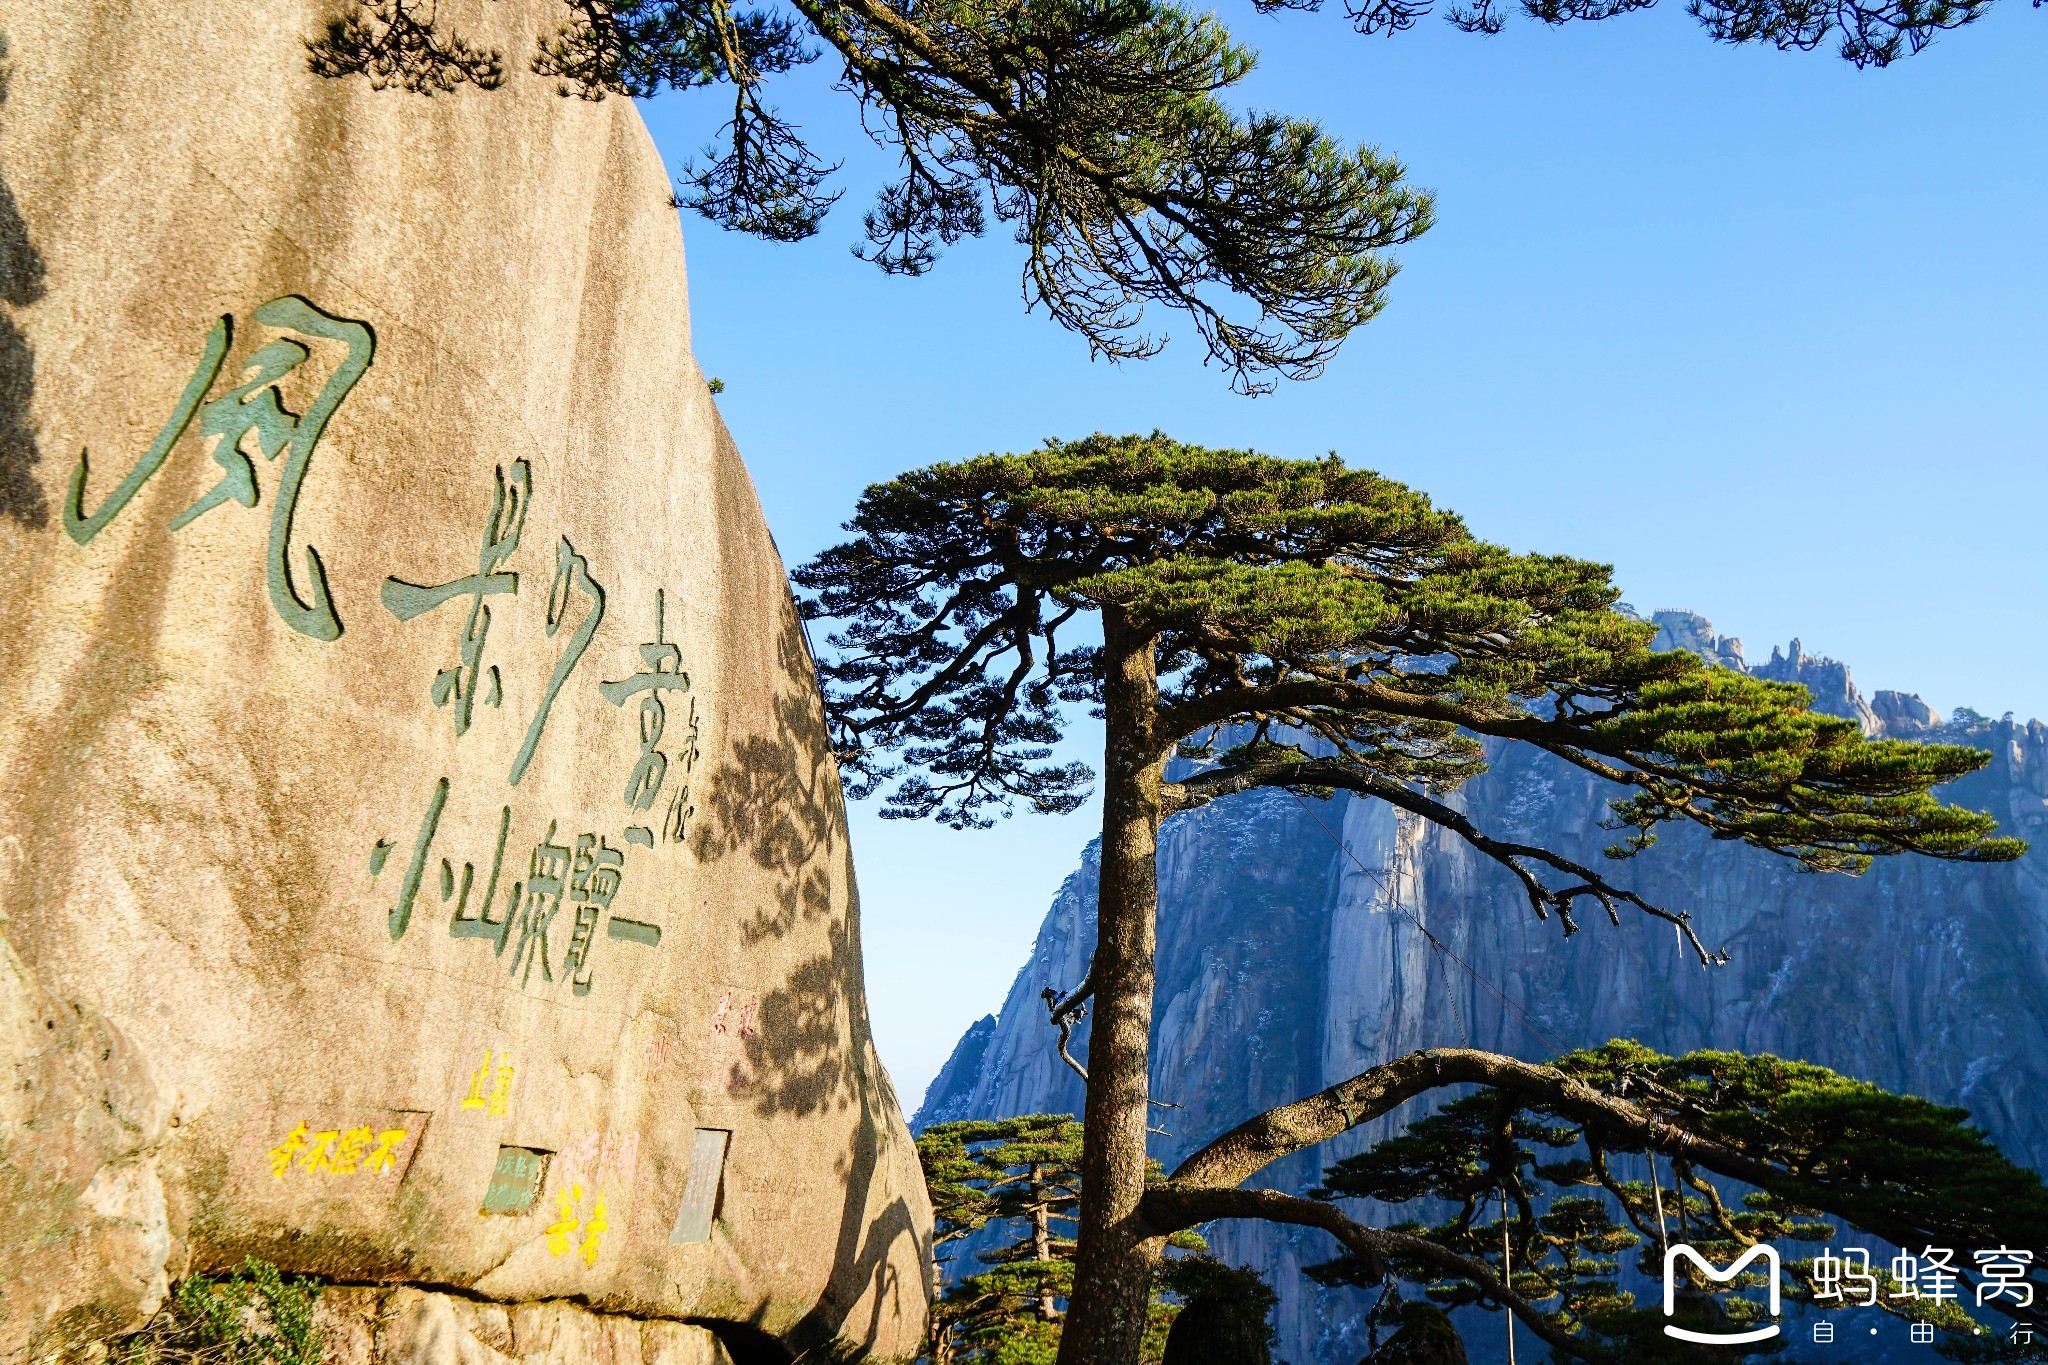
[636,2,2047,1106]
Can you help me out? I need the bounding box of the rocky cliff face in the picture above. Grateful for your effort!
[916,610,2048,1364]
[0,4,928,1358]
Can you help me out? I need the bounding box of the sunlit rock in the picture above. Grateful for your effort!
[0,3,929,1359]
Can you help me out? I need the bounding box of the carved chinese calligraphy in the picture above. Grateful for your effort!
[696,990,760,1093]
[668,1129,729,1245]
[601,588,700,848]
[381,461,530,736]
[546,1183,609,1266]
[510,537,605,786]
[458,1049,517,1118]
[381,465,610,788]
[480,1146,550,1217]
[369,781,664,997]
[557,1129,640,1193]
[64,296,373,640]
[0,10,934,1348]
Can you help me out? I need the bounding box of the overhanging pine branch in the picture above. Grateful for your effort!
[1136,1184,1603,1364]
[1163,756,1727,965]
[1161,1046,2022,1263]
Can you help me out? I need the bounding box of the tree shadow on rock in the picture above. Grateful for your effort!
[741,930,858,1121]
[0,33,48,530]
[689,600,933,1357]
[690,601,863,1122]
[691,604,842,948]
[753,1007,924,1363]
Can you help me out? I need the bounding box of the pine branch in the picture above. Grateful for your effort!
[310,0,1431,391]
[1136,1184,1604,1363]
[1163,754,1728,963]
[1165,1045,2047,1265]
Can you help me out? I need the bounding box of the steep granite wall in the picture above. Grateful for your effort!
[918,610,2048,1363]
[0,3,929,1359]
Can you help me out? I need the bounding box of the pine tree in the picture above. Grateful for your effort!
[304,0,2003,392]
[918,1115,1273,1364]
[922,1115,1087,1363]
[793,432,2026,1365]
[1308,1042,2048,1362]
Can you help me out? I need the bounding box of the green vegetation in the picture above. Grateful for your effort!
[308,0,1431,395]
[794,432,2024,1365]
[310,0,2004,390]
[916,1049,2048,1364]
[919,1115,1276,1364]
[1309,1042,2048,1362]
[112,1258,323,1365]
[923,1115,1088,1363]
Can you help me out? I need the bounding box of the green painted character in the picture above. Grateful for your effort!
[371,781,516,946]
[447,805,517,954]
[170,338,312,530]
[598,588,692,812]
[371,777,448,942]
[64,296,374,641]
[65,315,230,543]
[506,821,570,987]
[380,461,532,736]
[508,537,606,786]
[559,833,625,996]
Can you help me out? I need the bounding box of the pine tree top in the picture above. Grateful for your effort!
[919,1115,1088,1247]
[797,434,2022,940]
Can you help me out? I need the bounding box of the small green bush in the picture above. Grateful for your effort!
[111,1257,322,1365]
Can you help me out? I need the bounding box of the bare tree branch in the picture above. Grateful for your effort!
[1041,985,1091,1083]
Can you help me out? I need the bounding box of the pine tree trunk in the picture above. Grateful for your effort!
[1055,607,1166,1365]
[1032,1161,1059,1321]
[931,1256,956,1365]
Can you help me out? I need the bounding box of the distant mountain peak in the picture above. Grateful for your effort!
[1635,608,1944,740]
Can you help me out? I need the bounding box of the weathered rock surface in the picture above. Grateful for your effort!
[0,936,174,1351]
[919,609,2048,1364]
[0,2,929,1360]
[314,1288,732,1365]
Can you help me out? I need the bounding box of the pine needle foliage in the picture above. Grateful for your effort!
[306,1,507,90]
[812,434,2026,1364]
[309,0,2018,388]
[306,0,1431,394]
[921,1115,1092,1364]
[917,1115,1258,1363]
[111,1258,323,1365]
[795,432,2021,959]
[1308,1042,2048,1362]
[1334,0,1999,64]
